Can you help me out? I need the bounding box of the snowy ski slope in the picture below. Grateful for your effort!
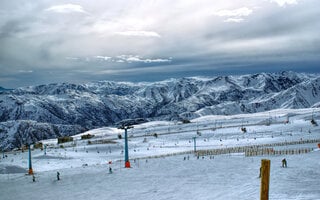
[0,108,319,200]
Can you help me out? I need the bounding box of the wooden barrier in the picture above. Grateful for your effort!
[182,138,318,158]
[244,148,313,157]
[129,138,319,161]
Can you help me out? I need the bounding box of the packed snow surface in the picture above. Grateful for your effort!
[1,108,319,200]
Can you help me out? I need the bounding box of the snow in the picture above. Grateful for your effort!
[2,72,320,152]
[1,108,320,200]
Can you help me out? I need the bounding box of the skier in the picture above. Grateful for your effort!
[57,171,60,180]
[282,158,287,168]
[259,167,261,178]
[32,175,36,182]
[109,167,113,174]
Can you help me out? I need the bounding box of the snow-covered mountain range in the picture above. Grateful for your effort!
[1,71,320,150]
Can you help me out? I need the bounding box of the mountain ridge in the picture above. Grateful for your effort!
[1,71,319,150]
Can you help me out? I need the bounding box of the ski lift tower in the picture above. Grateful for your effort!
[119,125,134,168]
[28,144,33,175]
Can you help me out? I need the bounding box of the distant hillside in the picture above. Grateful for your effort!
[0,87,12,92]
[1,71,320,150]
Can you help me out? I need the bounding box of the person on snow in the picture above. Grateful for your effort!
[32,175,36,182]
[259,167,261,178]
[282,158,287,168]
[57,171,60,180]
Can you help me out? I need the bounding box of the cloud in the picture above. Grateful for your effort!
[0,20,29,38]
[45,4,88,14]
[0,0,319,88]
[270,0,299,7]
[114,31,161,38]
[223,18,244,23]
[65,57,80,61]
[94,56,112,61]
[18,70,33,73]
[214,7,253,23]
[117,55,171,63]
[214,7,253,17]
[65,55,172,64]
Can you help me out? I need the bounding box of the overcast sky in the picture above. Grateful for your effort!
[0,0,319,88]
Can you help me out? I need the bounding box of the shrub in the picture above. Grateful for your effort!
[58,136,73,144]
[34,142,43,149]
[81,134,94,140]
[182,119,191,124]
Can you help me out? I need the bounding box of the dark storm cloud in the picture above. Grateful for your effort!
[207,4,320,40]
[0,20,29,38]
[0,0,319,88]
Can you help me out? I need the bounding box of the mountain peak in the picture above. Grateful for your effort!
[1,71,319,150]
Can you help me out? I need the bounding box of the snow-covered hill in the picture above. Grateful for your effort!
[0,71,320,150]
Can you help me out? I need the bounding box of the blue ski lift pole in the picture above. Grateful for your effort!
[28,144,33,175]
[119,125,133,168]
[124,128,130,168]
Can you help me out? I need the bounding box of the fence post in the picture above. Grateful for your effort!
[260,159,271,200]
